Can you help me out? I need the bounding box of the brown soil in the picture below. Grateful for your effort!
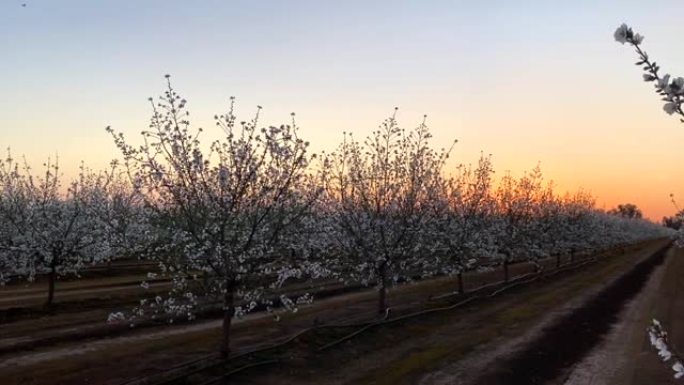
[0,239,665,385]
[561,245,684,385]
[471,243,670,384]
[190,240,668,385]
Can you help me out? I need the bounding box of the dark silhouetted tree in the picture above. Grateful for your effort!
[608,203,643,219]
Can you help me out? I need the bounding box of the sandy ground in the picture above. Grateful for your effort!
[0,280,169,306]
[227,240,667,385]
[0,319,223,370]
[0,253,560,357]
[420,243,665,385]
[0,240,665,385]
[561,246,684,385]
[559,249,669,385]
[0,264,526,385]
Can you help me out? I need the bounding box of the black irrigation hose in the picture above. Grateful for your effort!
[118,323,330,385]
[116,353,221,385]
[430,271,536,301]
[197,359,282,385]
[117,320,342,385]
[188,254,611,384]
[119,279,510,385]
[118,241,664,385]
[191,263,596,385]
[148,353,220,373]
[473,242,672,385]
[315,261,596,353]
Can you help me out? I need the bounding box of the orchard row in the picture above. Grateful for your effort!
[0,78,671,355]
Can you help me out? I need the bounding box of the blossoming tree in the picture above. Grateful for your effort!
[78,162,150,264]
[0,153,108,306]
[107,76,321,357]
[492,166,548,281]
[429,154,497,293]
[322,111,453,314]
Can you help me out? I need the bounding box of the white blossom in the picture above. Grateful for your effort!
[615,25,684,122]
[674,362,684,379]
[614,23,632,44]
[107,312,126,324]
[648,319,684,379]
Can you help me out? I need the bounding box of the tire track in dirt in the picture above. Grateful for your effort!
[558,247,671,385]
[472,243,671,385]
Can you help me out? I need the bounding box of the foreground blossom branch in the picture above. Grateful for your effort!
[648,319,684,379]
[614,24,684,122]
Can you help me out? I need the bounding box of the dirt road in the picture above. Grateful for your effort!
[561,245,684,385]
[0,239,668,385]
[221,240,669,385]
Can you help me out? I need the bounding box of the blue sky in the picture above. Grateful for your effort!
[1,0,684,218]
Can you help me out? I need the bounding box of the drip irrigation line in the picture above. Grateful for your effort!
[114,241,664,385]
[178,253,614,384]
[197,359,281,385]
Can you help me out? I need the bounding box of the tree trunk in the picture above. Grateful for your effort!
[220,279,235,358]
[457,271,464,294]
[377,263,388,315]
[45,261,56,308]
[202,270,210,288]
[503,259,510,283]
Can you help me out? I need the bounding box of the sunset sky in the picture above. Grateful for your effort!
[1,0,683,220]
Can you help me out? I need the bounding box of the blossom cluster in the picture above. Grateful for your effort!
[614,24,684,121]
[648,319,684,379]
